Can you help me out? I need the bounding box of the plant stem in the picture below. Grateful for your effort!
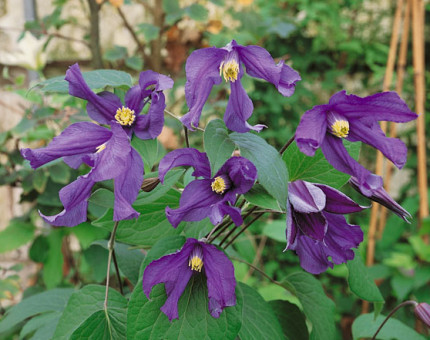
[111,249,123,295]
[279,134,295,155]
[116,7,147,61]
[104,221,120,311]
[184,126,190,148]
[371,300,418,340]
[164,109,205,131]
[223,211,264,249]
[231,257,282,287]
[87,0,103,68]
[218,206,257,247]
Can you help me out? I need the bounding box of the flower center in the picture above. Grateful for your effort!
[211,176,227,194]
[331,120,349,138]
[188,246,204,272]
[115,106,135,126]
[96,143,106,153]
[220,60,239,82]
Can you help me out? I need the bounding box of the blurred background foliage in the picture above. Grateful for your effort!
[0,0,429,338]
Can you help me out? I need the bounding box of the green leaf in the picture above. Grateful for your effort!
[72,222,109,249]
[185,3,208,21]
[49,162,71,184]
[20,312,60,340]
[29,235,49,263]
[262,220,286,243]
[184,219,213,239]
[43,230,64,289]
[89,188,115,209]
[204,119,236,175]
[0,219,35,254]
[346,250,384,316]
[33,169,48,193]
[352,313,426,340]
[137,23,160,41]
[127,274,242,339]
[237,282,285,340]
[131,137,165,173]
[53,285,127,340]
[281,272,336,340]
[230,132,288,207]
[36,69,133,94]
[92,189,183,247]
[103,45,128,62]
[269,300,309,340]
[244,184,284,212]
[125,56,143,71]
[282,140,360,189]
[0,288,73,335]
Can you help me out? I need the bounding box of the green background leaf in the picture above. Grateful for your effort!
[269,300,309,340]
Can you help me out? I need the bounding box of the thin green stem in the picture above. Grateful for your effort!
[279,134,295,155]
[111,249,123,295]
[184,126,190,148]
[231,257,283,287]
[223,211,264,249]
[104,221,120,311]
[218,206,257,247]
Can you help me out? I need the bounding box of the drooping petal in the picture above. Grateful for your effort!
[329,90,418,123]
[224,77,266,133]
[214,156,257,201]
[158,148,211,183]
[181,47,226,130]
[89,123,131,182]
[295,105,328,156]
[165,179,221,228]
[142,239,196,321]
[321,134,383,196]
[348,120,408,169]
[202,243,236,318]
[113,147,144,221]
[134,91,165,140]
[293,235,331,274]
[288,180,326,213]
[65,64,121,124]
[314,184,366,214]
[139,69,174,92]
[39,174,95,227]
[218,204,243,226]
[293,210,328,241]
[285,201,298,250]
[276,61,302,97]
[21,122,112,169]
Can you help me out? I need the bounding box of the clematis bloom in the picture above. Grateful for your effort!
[21,122,143,226]
[158,148,257,227]
[295,91,417,196]
[181,40,301,132]
[286,180,365,274]
[143,238,236,321]
[65,63,173,139]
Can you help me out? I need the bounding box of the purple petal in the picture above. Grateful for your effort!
[202,243,236,318]
[158,148,211,183]
[21,122,112,169]
[219,204,243,226]
[142,239,196,321]
[165,179,221,228]
[329,91,418,123]
[224,78,266,133]
[293,235,332,274]
[65,64,121,124]
[113,147,144,221]
[89,123,131,182]
[276,61,301,97]
[295,105,328,156]
[40,174,95,227]
[134,92,165,140]
[181,47,226,130]
[63,153,94,169]
[285,201,298,250]
[293,210,328,241]
[139,70,174,92]
[288,180,326,213]
[321,134,383,196]
[124,84,148,114]
[314,184,366,214]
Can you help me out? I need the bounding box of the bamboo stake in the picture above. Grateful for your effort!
[411,0,429,222]
[377,0,411,238]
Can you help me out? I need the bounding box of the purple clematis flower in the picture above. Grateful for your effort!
[158,148,257,227]
[286,180,366,274]
[143,238,236,321]
[181,40,301,133]
[65,63,173,139]
[21,122,143,226]
[295,91,417,196]
[349,176,411,222]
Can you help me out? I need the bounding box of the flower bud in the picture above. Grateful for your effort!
[415,302,430,327]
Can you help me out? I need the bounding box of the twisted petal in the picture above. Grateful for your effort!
[329,91,418,123]
[21,122,112,169]
[314,184,366,214]
[276,61,302,97]
[293,236,330,274]
[321,134,383,196]
[158,148,211,183]
[181,47,226,130]
[348,120,407,169]
[113,147,144,221]
[142,238,195,321]
[203,244,236,318]
[89,123,131,182]
[295,105,328,156]
[285,201,298,250]
[224,77,265,133]
[139,69,174,92]
[165,179,221,227]
[288,180,326,213]
[134,91,165,140]
[39,174,95,227]
[65,64,121,124]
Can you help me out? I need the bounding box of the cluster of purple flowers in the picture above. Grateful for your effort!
[21,39,417,322]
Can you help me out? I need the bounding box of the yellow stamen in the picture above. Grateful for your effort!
[220,60,239,82]
[211,176,226,194]
[331,120,349,138]
[115,106,135,126]
[189,256,203,272]
[96,143,106,153]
